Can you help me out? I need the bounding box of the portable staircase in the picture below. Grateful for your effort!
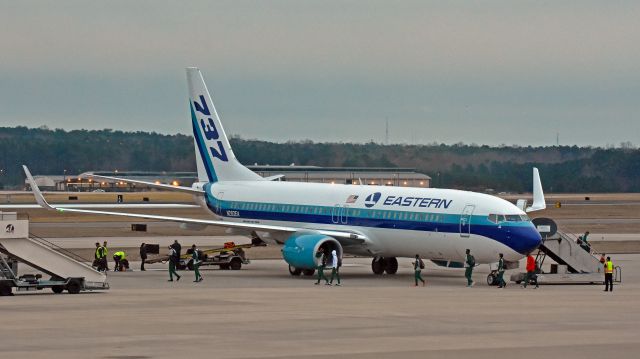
[512,229,621,285]
[0,212,108,295]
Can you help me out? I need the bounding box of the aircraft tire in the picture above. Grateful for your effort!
[302,269,316,276]
[487,274,496,286]
[384,257,398,274]
[371,257,386,275]
[288,265,302,276]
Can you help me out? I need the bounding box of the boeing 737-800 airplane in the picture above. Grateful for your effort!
[23,67,544,276]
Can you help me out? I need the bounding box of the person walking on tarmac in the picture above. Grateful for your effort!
[413,254,426,287]
[171,240,182,258]
[167,246,181,282]
[329,249,341,286]
[191,244,203,282]
[464,249,475,287]
[522,253,539,288]
[497,253,507,288]
[314,247,329,285]
[604,256,614,292]
[139,243,147,271]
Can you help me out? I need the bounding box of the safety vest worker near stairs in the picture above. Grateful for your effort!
[604,257,614,292]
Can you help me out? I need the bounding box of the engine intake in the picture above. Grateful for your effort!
[281,233,342,270]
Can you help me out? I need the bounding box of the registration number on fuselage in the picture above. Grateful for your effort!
[226,210,240,217]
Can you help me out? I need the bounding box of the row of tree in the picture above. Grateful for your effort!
[1,126,638,192]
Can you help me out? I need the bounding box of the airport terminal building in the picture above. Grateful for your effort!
[28,166,431,191]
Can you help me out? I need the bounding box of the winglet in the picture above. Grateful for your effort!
[526,167,546,212]
[22,165,55,210]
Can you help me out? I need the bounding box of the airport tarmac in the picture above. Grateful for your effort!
[0,255,638,359]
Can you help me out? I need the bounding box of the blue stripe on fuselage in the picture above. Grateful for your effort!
[204,193,541,255]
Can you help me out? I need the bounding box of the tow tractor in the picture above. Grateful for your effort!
[146,242,253,271]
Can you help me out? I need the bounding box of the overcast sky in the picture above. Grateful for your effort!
[1,1,639,146]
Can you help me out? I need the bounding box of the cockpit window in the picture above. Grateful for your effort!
[489,214,529,223]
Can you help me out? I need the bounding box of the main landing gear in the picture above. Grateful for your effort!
[371,256,398,275]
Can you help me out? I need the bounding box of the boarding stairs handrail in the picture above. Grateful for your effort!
[558,231,603,262]
[28,233,91,264]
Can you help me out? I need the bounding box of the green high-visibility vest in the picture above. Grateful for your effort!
[114,251,126,260]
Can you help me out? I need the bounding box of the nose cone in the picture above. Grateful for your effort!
[516,225,543,254]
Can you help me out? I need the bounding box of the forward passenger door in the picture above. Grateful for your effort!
[459,204,475,237]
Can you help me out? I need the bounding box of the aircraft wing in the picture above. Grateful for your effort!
[84,173,204,195]
[23,166,367,243]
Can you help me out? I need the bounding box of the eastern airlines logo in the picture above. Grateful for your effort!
[364,192,381,207]
[364,193,452,209]
[193,95,229,162]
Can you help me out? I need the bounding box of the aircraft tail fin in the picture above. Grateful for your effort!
[186,67,262,183]
[526,167,546,212]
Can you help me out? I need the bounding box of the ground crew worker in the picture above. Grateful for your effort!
[497,253,506,288]
[329,249,341,286]
[171,240,182,258]
[113,251,126,272]
[413,254,426,287]
[94,242,107,272]
[464,249,475,287]
[102,240,109,271]
[168,246,181,282]
[191,244,203,282]
[523,253,539,288]
[314,247,329,285]
[94,242,101,269]
[140,243,147,271]
[604,256,614,292]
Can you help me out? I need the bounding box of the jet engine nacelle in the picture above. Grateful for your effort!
[281,233,342,270]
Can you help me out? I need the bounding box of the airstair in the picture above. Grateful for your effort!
[538,231,603,273]
[0,212,108,296]
[511,228,621,285]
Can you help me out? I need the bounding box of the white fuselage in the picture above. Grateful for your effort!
[196,181,541,264]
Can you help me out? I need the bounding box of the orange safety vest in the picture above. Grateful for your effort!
[605,260,613,274]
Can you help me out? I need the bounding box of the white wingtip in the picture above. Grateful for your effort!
[22,165,55,210]
[526,167,546,212]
